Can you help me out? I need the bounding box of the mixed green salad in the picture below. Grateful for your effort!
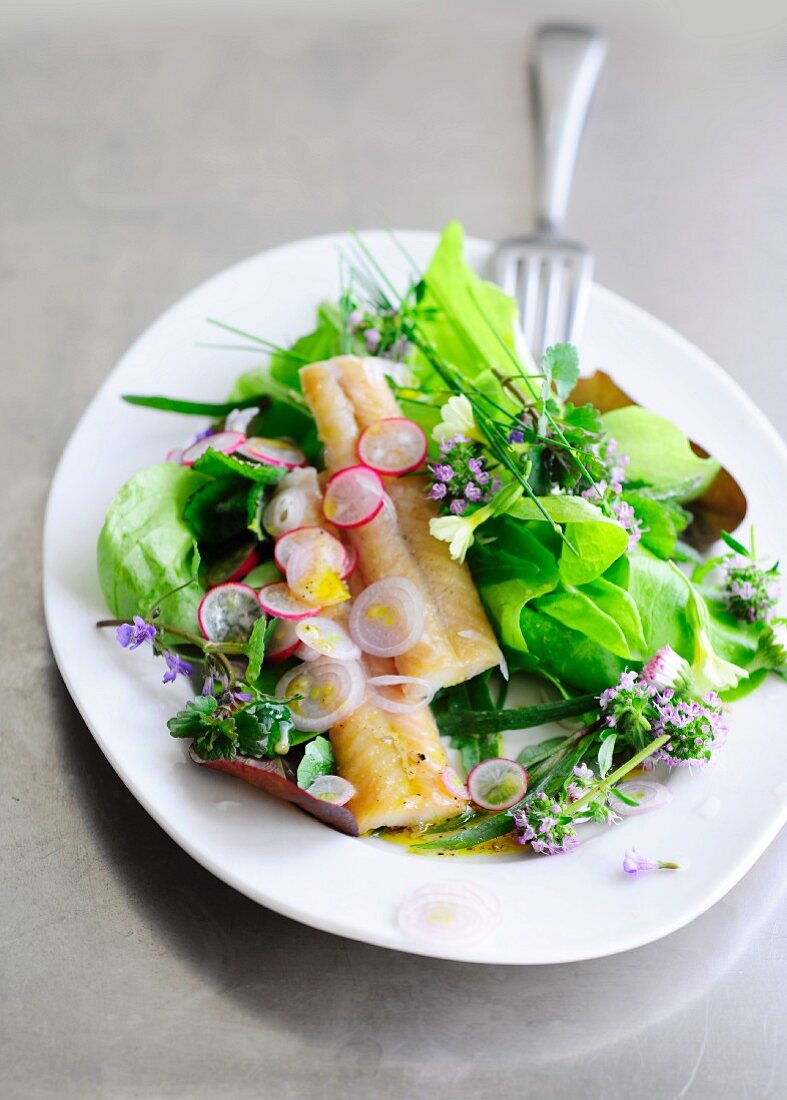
[97,222,785,859]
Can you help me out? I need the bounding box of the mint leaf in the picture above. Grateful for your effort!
[542,344,580,399]
[167,694,218,738]
[191,450,286,484]
[296,735,334,789]
[168,695,238,760]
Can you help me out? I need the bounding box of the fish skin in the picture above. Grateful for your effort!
[334,356,503,682]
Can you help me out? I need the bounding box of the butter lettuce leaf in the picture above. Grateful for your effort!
[509,495,629,585]
[97,463,207,634]
[601,407,720,501]
[416,221,521,383]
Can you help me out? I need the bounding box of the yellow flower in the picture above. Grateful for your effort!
[432,395,484,445]
[429,514,479,562]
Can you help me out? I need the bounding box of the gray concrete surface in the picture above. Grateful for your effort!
[1,1,785,1097]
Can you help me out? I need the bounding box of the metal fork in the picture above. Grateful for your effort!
[493,24,607,360]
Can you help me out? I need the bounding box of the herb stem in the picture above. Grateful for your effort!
[565,735,669,817]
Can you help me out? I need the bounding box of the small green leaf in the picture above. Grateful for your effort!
[542,344,580,399]
[122,393,265,416]
[597,733,616,777]
[245,617,269,682]
[167,695,218,738]
[297,736,334,789]
[720,530,750,558]
[191,450,286,485]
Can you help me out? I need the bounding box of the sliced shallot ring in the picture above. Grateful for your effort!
[367,674,435,713]
[348,577,425,657]
[305,775,356,806]
[237,436,307,469]
[285,539,348,607]
[182,430,245,466]
[357,417,428,475]
[611,779,673,817]
[275,658,366,732]
[295,616,361,661]
[266,618,300,663]
[322,465,385,529]
[274,526,345,573]
[441,767,470,801]
[197,582,262,643]
[295,642,321,662]
[263,488,309,538]
[257,582,321,621]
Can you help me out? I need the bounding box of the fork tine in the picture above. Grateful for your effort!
[519,252,543,354]
[563,251,594,344]
[538,257,567,357]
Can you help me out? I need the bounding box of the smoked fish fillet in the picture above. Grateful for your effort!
[300,359,463,689]
[334,356,502,682]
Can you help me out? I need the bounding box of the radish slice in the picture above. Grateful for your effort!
[305,775,356,805]
[340,544,358,580]
[166,448,184,464]
[274,527,345,573]
[237,436,307,469]
[467,758,528,811]
[258,582,320,621]
[198,582,262,643]
[323,465,385,528]
[348,577,425,657]
[275,658,366,732]
[182,431,245,466]
[367,674,434,713]
[357,417,428,475]
[611,779,673,817]
[205,542,261,587]
[441,767,470,801]
[296,617,361,661]
[266,618,300,663]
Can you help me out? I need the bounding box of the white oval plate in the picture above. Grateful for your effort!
[44,231,787,964]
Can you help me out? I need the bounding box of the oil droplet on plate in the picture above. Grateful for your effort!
[696,796,722,820]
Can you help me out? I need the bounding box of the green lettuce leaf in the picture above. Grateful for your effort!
[517,607,629,693]
[601,407,720,501]
[509,495,629,585]
[532,586,631,658]
[416,221,521,383]
[97,463,207,633]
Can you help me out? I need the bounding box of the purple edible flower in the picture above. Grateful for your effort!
[428,482,447,500]
[622,846,679,876]
[162,651,193,684]
[116,616,157,650]
[723,555,780,623]
[612,499,644,549]
[464,481,482,502]
[364,328,381,354]
[433,463,455,483]
[651,691,727,767]
[449,499,467,516]
[508,428,525,445]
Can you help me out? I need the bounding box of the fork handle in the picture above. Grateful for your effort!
[529,24,607,235]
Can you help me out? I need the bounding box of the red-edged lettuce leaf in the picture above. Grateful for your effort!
[189,748,359,836]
